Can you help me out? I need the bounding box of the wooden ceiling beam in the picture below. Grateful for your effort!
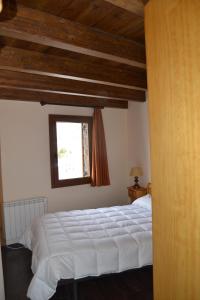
[0,47,147,89]
[142,0,149,5]
[0,86,128,109]
[0,70,145,102]
[104,0,144,17]
[0,4,146,68]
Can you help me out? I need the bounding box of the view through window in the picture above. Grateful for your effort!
[56,122,90,180]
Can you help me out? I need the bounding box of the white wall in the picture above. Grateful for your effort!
[0,101,129,212]
[0,99,150,213]
[127,100,151,187]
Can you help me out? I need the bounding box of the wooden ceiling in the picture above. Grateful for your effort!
[0,0,147,109]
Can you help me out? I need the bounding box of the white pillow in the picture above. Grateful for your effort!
[132,194,152,210]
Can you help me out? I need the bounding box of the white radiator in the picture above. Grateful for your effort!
[3,197,48,245]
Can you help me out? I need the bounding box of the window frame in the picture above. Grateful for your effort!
[49,114,93,188]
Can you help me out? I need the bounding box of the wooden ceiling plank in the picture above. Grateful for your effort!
[0,87,128,109]
[104,0,144,17]
[0,70,145,102]
[0,47,147,89]
[16,0,145,43]
[0,4,146,68]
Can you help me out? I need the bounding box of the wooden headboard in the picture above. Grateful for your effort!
[147,182,152,195]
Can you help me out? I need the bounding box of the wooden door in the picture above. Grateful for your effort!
[145,0,200,299]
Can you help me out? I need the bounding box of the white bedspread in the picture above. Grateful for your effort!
[23,200,152,300]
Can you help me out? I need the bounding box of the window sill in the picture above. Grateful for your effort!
[51,177,91,188]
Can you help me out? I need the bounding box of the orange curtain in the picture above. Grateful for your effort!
[91,108,110,186]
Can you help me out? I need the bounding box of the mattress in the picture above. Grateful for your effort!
[23,196,152,300]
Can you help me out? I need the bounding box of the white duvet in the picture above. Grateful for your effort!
[23,195,152,300]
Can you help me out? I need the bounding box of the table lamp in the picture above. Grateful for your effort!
[130,166,143,188]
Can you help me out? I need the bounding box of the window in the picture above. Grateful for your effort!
[49,115,92,188]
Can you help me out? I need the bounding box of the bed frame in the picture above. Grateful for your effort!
[147,182,152,195]
[58,265,152,300]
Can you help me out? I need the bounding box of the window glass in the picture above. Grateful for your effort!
[56,122,90,180]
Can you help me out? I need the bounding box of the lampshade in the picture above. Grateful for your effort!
[130,167,143,177]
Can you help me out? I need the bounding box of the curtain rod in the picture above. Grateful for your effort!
[40,101,104,109]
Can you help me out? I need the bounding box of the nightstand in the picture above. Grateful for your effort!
[127,186,147,204]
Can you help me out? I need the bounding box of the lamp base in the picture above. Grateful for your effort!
[133,176,140,189]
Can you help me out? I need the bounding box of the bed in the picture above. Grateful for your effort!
[22,193,152,300]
